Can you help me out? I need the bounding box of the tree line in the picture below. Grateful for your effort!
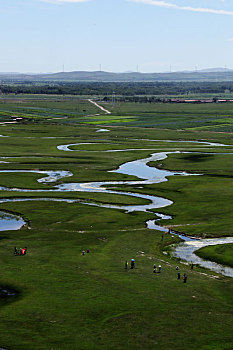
[1,81,233,96]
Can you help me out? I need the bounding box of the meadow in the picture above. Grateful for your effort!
[2,95,233,131]
[196,243,233,267]
[0,96,232,349]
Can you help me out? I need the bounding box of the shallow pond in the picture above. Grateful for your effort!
[0,211,25,231]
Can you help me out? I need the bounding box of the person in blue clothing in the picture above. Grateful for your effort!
[130,259,135,269]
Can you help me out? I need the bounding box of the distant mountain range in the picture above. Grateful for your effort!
[1,68,233,82]
[179,67,233,73]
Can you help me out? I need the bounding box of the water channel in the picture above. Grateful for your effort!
[0,139,233,277]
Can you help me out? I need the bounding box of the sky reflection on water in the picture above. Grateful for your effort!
[0,140,233,276]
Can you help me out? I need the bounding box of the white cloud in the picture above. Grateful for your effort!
[128,0,233,15]
[38,0,89,4]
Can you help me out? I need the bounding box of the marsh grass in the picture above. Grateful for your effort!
[0,101,232,349]
[196,243,233,267]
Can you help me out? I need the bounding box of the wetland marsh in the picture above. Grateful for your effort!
[0,97,232,350]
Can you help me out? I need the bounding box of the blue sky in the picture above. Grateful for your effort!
[1,0,233,73]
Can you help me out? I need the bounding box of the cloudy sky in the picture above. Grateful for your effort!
[1,0,233,73]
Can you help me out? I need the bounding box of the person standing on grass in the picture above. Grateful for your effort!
[177,271,180,279]
[183,273,187,283]
[131,259,135,269]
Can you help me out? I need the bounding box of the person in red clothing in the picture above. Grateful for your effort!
[21,247,27,255]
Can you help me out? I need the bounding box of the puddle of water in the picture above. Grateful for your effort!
[0,211,25,231]
[96,129,110,132]
[57,143,100,152]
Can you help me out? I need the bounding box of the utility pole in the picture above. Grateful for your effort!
[224,64,228,81]
[112,91,116,106]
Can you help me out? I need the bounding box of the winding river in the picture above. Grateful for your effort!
[1,139,233,277]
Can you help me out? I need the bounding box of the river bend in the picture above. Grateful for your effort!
[0,140,233,276]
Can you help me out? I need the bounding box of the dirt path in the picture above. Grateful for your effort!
[88,99,111,114]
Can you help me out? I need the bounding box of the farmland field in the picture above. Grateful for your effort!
[0,95,232,350]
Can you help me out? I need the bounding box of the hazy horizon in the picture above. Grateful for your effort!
[1,0,233,73]
[1,67,233,75]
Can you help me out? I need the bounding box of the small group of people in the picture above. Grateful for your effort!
[161,228,172,241]
[14,247,27,256]
[176,266,188,283]
[125,259,135,269]
[153,264,162,273]
[81,249,90,255]
[124,260,189,283]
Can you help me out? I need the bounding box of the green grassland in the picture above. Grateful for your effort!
[0,98,232,349]
[105,101,233,131]
[0,97,100,123]
[143,152,233,236]
[2,97,233,131]
[195,243,233,268]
